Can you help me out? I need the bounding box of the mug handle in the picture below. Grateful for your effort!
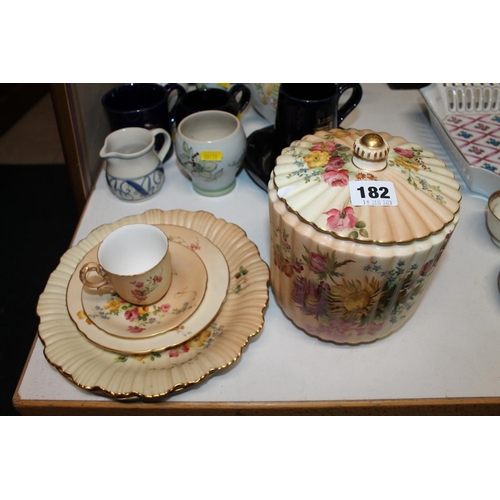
[337,83,363,124]
[228,84,251,115]
[80,262,113,291]
[163,83,187,126]
[151,128,172,163]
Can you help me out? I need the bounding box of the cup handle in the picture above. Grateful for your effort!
[163,83,187,126]
[228,84,251,115]
[80,262,112,291]
[337,83,363,124]
[151,128,172,163]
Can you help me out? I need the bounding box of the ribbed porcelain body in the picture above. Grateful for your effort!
[269,128,461,344]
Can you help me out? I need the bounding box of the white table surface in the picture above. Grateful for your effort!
[14,84,500,414]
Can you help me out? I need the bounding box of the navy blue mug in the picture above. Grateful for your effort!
[175,84,251,125]
[102,83,186,159]
[274,83,363,154]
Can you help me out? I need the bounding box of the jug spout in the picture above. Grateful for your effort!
[100,127,171,180]
[99,133,142,159]
[99,138,112,159]
[99,133,127,160]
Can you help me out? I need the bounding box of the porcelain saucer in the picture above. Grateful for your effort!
[67,224,229,354]
[81,241,207,339]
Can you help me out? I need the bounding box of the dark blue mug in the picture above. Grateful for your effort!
[175,84,251,125]
[102,83,186,159]
[274,83,363,154]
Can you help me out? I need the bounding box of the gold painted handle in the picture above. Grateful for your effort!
[79,262,111,290]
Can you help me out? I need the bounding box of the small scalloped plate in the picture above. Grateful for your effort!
[66,224,229,354]
[80,241,208,339]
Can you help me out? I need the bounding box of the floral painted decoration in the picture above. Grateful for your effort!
[129,271,164,303]
[177,144,223,182]
[81,293,196,334]
[177,142,243,183]
[253,83,279,110]
[272,224,453,343]
[442,113,500,177]
[115,323,225,363]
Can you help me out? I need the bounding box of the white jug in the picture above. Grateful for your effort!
[100,127,171,201]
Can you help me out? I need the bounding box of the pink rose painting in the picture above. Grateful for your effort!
[324,207,358,232]
[321,167,349,187]
[125,308,139,321]
[393,147,414,158]
[310,141,338,153]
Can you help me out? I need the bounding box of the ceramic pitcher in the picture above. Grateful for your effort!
[100,127,171,201]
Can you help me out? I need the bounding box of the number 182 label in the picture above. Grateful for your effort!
[349,181,398,206]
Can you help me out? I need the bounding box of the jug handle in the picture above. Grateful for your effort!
[337,83,363,124]
[151,128,172,163]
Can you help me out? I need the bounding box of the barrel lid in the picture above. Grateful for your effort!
[270,128,461,244]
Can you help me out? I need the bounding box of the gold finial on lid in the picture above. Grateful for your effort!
[361,133,385,149]
[352,133,389,171]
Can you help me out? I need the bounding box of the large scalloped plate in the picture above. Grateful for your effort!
[37,209,270,400]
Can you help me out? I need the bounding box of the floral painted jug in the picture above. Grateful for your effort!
[268,128,461,344]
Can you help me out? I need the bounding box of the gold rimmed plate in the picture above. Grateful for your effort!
[38,210,269,399]
[67,224,229,354]
[80,241,208,340]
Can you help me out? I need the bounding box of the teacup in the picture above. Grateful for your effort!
[487,190,500,247]
[102,83,186,159]
[175,85,251,125]
[175,110,246,196]
[80,224,172,306]
[274,83,363,154]
[100,127,171,202]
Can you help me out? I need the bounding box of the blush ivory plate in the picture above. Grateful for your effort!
[37,209,270,400]
[67,224,229,354]
[80,241,208,340]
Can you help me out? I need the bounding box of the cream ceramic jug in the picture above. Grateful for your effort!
[100,127,171,201]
